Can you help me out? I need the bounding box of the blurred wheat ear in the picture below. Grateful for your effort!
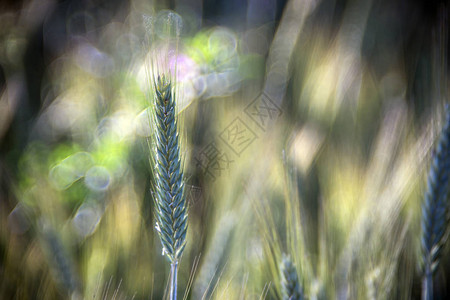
[280,254,304,300]
[420,105,450,300]
[152,74,188,300]
[39,221,82,300]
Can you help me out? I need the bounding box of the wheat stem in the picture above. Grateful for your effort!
[170,261,179,300]
[422,270,433,300]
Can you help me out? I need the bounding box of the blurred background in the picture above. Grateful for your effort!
[0,0,449,299]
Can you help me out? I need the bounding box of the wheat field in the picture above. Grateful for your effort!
[0,0,449,299]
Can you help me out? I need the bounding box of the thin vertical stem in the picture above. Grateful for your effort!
[422,267,433,300]
[169,260,179,300]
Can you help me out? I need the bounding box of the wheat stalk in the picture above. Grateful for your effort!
[151,74,188,300]
[420,105,450,300]
[280,254,304,300]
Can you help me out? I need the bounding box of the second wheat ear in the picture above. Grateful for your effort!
[152,74,188,300]
[280,254,304,300]
[420,106,450,300]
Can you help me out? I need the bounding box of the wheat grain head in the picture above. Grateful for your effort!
[280,254,304,300]
[420,105,450,299]
[152,74,188,263]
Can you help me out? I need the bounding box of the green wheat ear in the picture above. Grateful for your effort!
[280,254,304,300]
[420,105,450,300]
[152,74,188,263]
